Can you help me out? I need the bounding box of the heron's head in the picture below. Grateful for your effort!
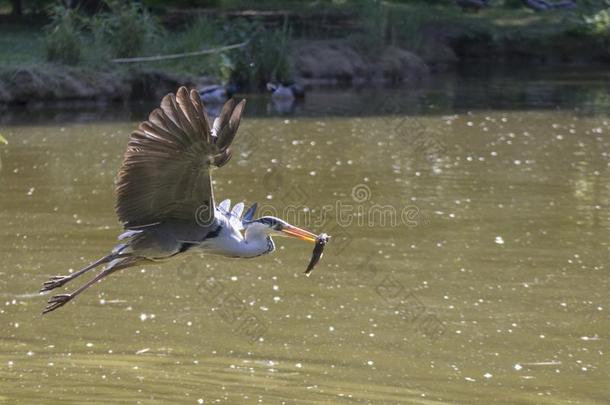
[245,216,317,243]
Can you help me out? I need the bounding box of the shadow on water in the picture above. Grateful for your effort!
[1,67,609,127]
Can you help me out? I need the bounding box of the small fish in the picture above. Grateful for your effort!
[305,233,329,276]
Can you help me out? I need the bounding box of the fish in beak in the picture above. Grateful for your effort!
[305,233,329,275]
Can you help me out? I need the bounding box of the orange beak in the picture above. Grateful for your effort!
[280,225,317,243]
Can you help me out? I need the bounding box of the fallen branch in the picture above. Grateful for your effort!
[111,41,249,64]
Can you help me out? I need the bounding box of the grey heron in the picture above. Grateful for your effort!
[40,87,318,314]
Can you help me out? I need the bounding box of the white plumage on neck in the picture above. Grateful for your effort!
[197,207,274,258]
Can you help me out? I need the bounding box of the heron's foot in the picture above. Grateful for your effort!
[40,275,73,293]
[42,294,73,314]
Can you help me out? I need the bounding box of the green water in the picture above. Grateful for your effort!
[0,71,609,404]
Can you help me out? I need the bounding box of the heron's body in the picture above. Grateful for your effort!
[41,87,317,314]
[115,204,270,259]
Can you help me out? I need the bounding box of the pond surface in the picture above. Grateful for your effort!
[1,69,609,404]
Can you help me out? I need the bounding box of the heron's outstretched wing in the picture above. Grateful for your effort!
[115,87,246,229]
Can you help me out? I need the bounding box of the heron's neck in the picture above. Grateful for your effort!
[240,230,275,258]
[198,224,274,258]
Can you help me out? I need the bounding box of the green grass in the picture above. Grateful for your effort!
[0,22,45,68]
[0,1,607,80]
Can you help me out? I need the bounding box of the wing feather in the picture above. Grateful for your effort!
[212,99,236,138]
[115,87,246,229]
[217,99,247,150]
[189,90,212,143]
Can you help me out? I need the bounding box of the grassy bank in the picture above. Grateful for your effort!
[0,21,45,68]
[0,0,608,103]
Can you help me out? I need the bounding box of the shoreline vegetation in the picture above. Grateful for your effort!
[0,0,608,105]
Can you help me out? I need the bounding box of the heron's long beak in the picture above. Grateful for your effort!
[281,225,317,243]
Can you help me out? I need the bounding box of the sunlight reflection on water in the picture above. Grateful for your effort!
[0,71,608,403]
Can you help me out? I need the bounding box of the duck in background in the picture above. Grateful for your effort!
[198,84,234,103]
[198,84,238,117]
[266,82,305,114]
[266,82,305,101]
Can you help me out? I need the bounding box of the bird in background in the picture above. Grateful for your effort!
[198,84,235,104]
[266,82,305,114]
[197,84,237,117]
[40,87,318,314]
[266,82,305,101]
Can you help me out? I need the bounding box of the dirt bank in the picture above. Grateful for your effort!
[0,41,430,105]
[292,40,429,84]
[1,31,607,105]
[0,66,194,105]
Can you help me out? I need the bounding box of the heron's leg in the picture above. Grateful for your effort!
[40,254,117,293]
[42,257,143,314]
